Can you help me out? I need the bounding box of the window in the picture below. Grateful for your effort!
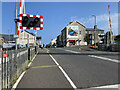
[80,31,81,34]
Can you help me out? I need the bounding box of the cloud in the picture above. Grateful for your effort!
[70,13,118,35]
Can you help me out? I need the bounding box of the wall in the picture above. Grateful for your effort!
[17,31,35,45]
[66,21,86,46]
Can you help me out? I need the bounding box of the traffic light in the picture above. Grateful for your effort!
[19,14,43,30]
[22,16,40,27]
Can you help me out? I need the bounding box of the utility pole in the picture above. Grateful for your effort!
[92,15,97,49]
[8,29,10,45]
[15,0,18,50]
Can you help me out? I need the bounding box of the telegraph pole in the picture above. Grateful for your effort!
[15,0,18,50]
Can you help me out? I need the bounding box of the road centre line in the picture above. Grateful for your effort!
[47,51,77,89]
[88,55,119,63]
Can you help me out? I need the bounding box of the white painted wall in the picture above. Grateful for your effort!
[17,31,35,45]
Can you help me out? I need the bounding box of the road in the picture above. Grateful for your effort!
[16,47,119,89]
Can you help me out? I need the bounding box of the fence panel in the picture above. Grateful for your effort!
[1,46,38,89]
[0,50,2,90]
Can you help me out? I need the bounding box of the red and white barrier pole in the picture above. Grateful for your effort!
[18,0,25,36]
[108,5,113,43]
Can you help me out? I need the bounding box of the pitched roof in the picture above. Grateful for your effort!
[22,30,35,36]
[68,21,86,28]
[86,28,104,31]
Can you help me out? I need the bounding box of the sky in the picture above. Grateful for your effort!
[1,2,118,44]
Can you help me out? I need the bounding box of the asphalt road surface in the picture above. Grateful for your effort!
[16,48,119,89]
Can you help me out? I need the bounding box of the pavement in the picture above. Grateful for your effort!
[16,47,119,89]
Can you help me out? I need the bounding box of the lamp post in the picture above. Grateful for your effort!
[92,15,97,49]
[15,0,18,50]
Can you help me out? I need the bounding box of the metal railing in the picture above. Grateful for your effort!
[0,46,38,89]
[98,44,120,52]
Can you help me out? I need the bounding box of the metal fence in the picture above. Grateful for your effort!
[0,46,38,89]
[98,44,120,52]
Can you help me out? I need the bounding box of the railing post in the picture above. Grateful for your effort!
[28,48,30,60]
[0,48,2,90]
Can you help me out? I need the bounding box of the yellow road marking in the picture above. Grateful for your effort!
[32,65,58,69]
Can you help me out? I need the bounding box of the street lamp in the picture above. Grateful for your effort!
[92,15,97,49]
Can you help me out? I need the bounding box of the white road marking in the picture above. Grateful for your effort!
[12,71,26,90]
[88,55,119,63]
[65,50,81,54]
[93,84,119,88]
[78,84,119,90]
[50,48,119,89]
[56,48,80,53]
[57,48,119,63]
[47,51,77,89]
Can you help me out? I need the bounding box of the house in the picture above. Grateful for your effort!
[56,21,105,47]
[56,34,62,47]
[50,38,57,46]
[85,28,104,45]
[0,34,15,43]
[57,21,87,47]
[0,34,15,46]
[17,30,35,46]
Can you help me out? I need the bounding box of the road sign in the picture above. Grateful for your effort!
[3,53,8,58]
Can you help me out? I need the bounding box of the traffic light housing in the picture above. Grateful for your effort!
[22,16,40,27]
[19,14,43,30]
